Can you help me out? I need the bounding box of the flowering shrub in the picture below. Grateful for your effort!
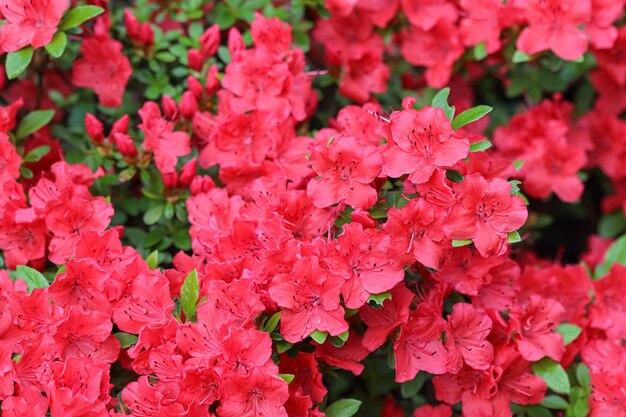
[1,1,626,417]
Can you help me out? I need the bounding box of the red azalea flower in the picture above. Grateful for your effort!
[48,357,111,417]
[394,300,451,382]
[433,344,546,417]
[307,135,382,210]
[314,330,369,375]
[401,0,458,31]
[385,198,447,269]
[590,372,626,417]
[589,263,626,341]
[0,133,21,181]
[269,255,348,343]
[0,0,67,52]
[0,99,23,134]
[516,0,591,61]
[279,352,327,403]
[72,35,132,108]
[382,106,469,184]
[446,303,494,372]
[360,284,414,352]
[335,222,405,308]
[138,102,191,174]
[509,295,565,362]
[218,368,289,417]
[413,404,452,417]
[400,23,465,88]
[446,174,527,258]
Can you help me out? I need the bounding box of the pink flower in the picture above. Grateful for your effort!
[382,106,469,184]
[307,135,382,210]
[72,35,132,108]
[218,368,289,417]
[509,296,565,361]
[446,174,528,258]
[269,255,348,343]
[516,0,591,61]
[0,0,67,52]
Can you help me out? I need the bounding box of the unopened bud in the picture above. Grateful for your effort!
[162,95,178,120]
[85,113,105,145]
[199,24,220,58]
[113,133,138,158]
[187,49,204,71]
[179,91,198,120]
[187,76,204,100]
[179,157,197,187]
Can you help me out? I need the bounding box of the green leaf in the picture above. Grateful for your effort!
[263,312,281,333]
[59,5,105,31]
[513,160,525,172]
[474,42,487,60]
[325,399,362,417]
[540,395,569,410]
[44,31,67,58]
[19,166,33,179]
[445,169,464,182]
[6,47,34,80]
[180,269,199,320]
[329,330,350,347]
[598,211,626,238]
[217,45,231,63]
[16,110,55,139]
[512,50,531,63]
[595,234,626,278]
[367,291,392,307]
[15,265,49,292]
[508,231,522,243]
[452,239,473,247]
[532,358,571,394]
[114,332,138,348]
[571,396,589,417]
[276,340,293,353]
[23,146,51,163]
[143,203,164,225]
[278,373,295,384]
[557,323,582,345]
[401,372,426,398]
[469,140,493,152]
[431,87,455,120]
[525,405,552,417]
[145,250,159,269]
[310,330,328,344]
[119,167,137,182]
[451,105,493,130]
[163,202,174,220]
[575,363,590,388]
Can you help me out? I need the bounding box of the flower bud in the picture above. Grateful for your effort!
[179,91,198,120]
[187,49,204,71]
[111,114,130,137]
[178,157,197,187]
[187,76,204,100]
[162,95,178,120]
[113,133,138,158]
[228,28,245,56]
[199,24,220,58]
[162,171,179,189]
[139,22,155,47]
[85,113,105,145]
[124,10,140,41]
[190,175,216,195]
[205,64,220,96]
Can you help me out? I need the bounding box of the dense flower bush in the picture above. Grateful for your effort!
[1,1,626,416]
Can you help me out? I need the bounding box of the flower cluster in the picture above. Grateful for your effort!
[1,1,626,417]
